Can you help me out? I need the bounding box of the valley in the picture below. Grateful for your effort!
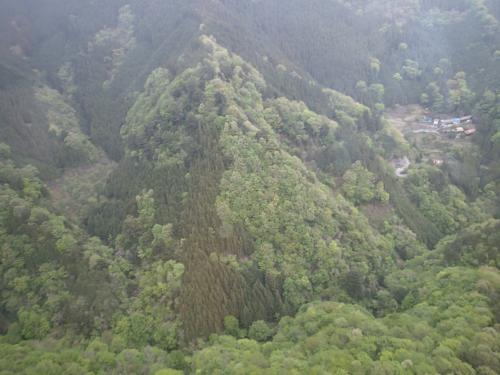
[0,1,499,374]
[387,104,479,176]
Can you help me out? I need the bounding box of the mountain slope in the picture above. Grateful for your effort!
[115,36,405,339]
[0,1,499,374]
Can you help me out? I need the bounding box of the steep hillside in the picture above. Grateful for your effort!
[103,36,409,338]
[0,1,499,374]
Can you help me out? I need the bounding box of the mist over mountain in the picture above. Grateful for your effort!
[0,1,499,374]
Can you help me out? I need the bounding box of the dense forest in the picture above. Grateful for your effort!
[0,0,499,373]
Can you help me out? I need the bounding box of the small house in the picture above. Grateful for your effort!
[464,128,476,136]
[455,127,464,133]
[431,159,444,166]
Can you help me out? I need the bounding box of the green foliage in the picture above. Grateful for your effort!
[0,338,173,375]
[89,5,137,88]
[35,86,98,167]
[155,370,184,375]
[224,315,241,338]
[18,307,50,340]
[447,72,475,112]
[402,59,422,80]
[265,97,338,147]
[113,36,404,339]
[425,82,445,111]
[49,156,115,223]
[0,152,128,336]
[1,2,499,372]
[0,143,11,159]
[342,161,389,204]
[218,112,393,307]
[393,72,403,81]
[248,320,273,342]
[368,83,385,104]
[370,57,381,76]
[404,164,488,235]
[436,219,500,268]
[470,0,499,36]
[114,191,184,348]
[192,261,500,374]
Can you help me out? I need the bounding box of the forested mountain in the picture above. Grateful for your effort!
[0,0,499,374]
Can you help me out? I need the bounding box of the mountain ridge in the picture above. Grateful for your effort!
[0,1,499,374]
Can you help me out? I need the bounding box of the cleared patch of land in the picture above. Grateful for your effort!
[386,105,476,170]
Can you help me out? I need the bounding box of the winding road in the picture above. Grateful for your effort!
[413,129,439,134]
[394,157,410,177]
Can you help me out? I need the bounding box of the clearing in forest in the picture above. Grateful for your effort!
[386,104,476,166]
